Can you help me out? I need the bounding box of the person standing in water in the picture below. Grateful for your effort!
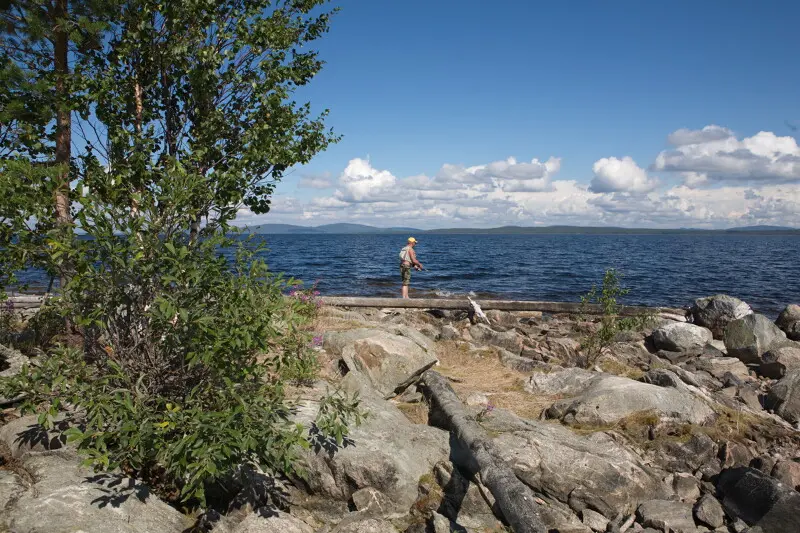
[399,237,423,298]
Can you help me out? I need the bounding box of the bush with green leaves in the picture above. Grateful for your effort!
[579,269,656,366]
[0,0,361,510]
[1,214,360,506]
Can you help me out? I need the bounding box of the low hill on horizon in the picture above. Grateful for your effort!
[242,223,800,235]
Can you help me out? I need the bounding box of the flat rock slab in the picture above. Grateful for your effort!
[545,373,716,426]
[636,499,697,533]
[485,412,668,517]
[4,452,189,533]
[695,357,750,381]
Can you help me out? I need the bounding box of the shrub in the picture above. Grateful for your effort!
[579,269,655,366]
[0,210,361,508]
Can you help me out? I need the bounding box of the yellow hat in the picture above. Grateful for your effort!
[407,237,417,243]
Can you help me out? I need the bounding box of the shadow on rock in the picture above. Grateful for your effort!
[85,472,151,508]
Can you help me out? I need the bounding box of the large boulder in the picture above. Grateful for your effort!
[636,500,696,533]
[689,294,752,339]
[759,342,800,379]
[2,451,188,533]
[544,372,715,426]
[340,333,438,398]
[295,387,450,510]
[717,467,800,533]
[724,314,786,365]
[764,370,800,425]
[467,323,524,355]
[776,304,800,341]
[651,322,713,352]
[484,411,668,517]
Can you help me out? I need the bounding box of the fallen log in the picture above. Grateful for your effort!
[420,370,547,533]
[321,296,684,316]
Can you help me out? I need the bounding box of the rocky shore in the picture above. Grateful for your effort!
[2,295,800,532]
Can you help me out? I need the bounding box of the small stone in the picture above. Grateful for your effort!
[464,392,489,406]
[673,472,701,502]
[581,508,609,532]
[694,493,726,529]
[431,512,449,533]
[439,324,460,341]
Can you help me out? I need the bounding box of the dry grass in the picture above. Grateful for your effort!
[395,401,430,425]
[597,357,646,380]
[434,340,561,421]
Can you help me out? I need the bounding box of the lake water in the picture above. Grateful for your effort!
[235,233,798,318]
[12,234,799,318]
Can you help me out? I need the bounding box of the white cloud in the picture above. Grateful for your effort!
[654,128,800,184]
[335,158,398,202]
[298,174,333,189]
[234,129,800,229]
[590,156,658,193]
[681,172,709,188]
[667,125,734,146]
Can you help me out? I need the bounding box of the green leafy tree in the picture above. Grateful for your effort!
[1,0,357,509]
[1,0,113,288]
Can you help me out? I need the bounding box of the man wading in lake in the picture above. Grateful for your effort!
[399,237,423,298]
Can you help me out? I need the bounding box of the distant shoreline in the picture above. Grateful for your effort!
[242,223,800,236]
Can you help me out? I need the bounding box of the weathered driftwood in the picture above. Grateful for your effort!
[322,296,684,316]
[6,295,47,309]
[420,370,548,533]
[467,297,489,324]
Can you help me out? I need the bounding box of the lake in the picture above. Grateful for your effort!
[11,233,799,318]
[236,233,798,318]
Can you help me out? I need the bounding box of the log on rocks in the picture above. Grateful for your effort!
[420,370,547,533]
[321,296,682,316]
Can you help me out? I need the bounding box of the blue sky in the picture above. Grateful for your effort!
[241,0,800,229]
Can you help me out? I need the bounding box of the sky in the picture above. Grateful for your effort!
[237,0,800,230]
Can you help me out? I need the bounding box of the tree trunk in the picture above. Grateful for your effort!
[53,0,72,293]
[54,0,71,229]
[420,370,547,533]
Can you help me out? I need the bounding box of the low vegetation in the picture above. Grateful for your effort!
[579,268,656,366]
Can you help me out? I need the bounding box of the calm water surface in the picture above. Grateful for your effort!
[240,234,797,317]
[13,234,799,318]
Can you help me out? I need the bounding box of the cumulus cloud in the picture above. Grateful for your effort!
[667,125,734,146]
[335,158,398,202]
[235,128,800,229]
[654,127,800,184]
[590,156,658,193]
